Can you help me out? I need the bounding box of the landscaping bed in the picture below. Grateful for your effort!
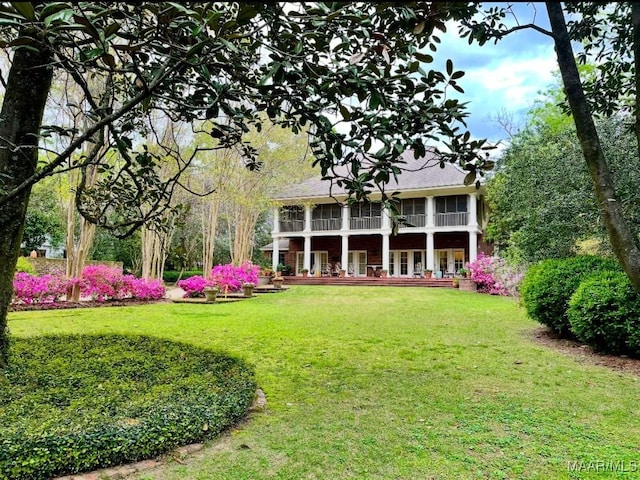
[0,334,256,480]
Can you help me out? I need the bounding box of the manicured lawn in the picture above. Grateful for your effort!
[9,286,640,479]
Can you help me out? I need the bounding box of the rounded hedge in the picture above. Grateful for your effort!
[568,271,640,356]
[520,256,620,336]
[0,334,256,480]
[15,256,36,274]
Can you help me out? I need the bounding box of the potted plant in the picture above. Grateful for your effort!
[301,268,309,277]
[424,269,433,278]
[457,267,469,278]
[203,285,219,302]
[258,268,273,286]
[272,276,285,289]
[339,269,346,278]
[452,277,460,288]
[380,269,388,278]
[242,282,256,297]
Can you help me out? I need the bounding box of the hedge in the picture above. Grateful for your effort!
[163,270,203,283]
[568,271,640,356]
[0,334,256,479]
[520,255,620,336]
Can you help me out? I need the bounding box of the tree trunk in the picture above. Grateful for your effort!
[546,2,640,290]
[0,43,54,367]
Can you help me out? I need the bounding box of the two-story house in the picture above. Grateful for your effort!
[267,150,490,278]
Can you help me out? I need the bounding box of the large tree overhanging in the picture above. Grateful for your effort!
[461,2,640,290]
[0,2,492,367]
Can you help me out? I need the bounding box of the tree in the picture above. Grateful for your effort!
[22,179,64,254]
[0,2,491,367]
[487,107,640,263]
[462,3,640,289]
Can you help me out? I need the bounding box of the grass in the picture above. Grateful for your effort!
[8,286,640,479]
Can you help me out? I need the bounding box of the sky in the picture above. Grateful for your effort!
[433,3,559,154]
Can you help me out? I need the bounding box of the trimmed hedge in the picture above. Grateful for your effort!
[520,256,620,336]
[163,270,203,283]
[0,334,256,479]
[568,271,640,356]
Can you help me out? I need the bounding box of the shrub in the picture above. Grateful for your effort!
[162,270,203,283]
[568,271,640,356]
[520,255,620,337]
[176,275,211,298]
[211,262,260,293]
[79,264,127,301]
[12,273,69,304]
[15,257,36,274]
[0,334,256,480]
[466,254,524,296]
[123,275,166,301]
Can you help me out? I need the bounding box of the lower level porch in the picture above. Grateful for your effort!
[267,232,491,278]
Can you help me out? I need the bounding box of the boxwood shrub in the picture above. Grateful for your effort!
[520,256,620,336]
[568,271,640,356]
[0,334,256,479]
[163,270,204,284]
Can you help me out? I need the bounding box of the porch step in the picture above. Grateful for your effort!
[277,276,453,288]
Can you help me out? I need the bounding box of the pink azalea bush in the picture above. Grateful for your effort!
[466,253,525,297]
[12,264,165,304]
[211,262,260,293]
[13,272,70,304]
[177,275,212,298]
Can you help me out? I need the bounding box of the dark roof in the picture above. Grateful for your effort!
[272,149,474,200]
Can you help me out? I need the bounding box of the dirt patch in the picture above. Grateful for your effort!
[530,327,640,376]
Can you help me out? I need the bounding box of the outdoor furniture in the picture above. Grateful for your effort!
[413,262,423,278]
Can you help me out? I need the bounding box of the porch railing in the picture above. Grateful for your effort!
[311,218,342,231]
[399,214,426,228]
[435,212,468,227]
[350,216,382,230]
[279,219,305,232]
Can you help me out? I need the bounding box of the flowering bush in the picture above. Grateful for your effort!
[466,254,524,297]
[177,275,212,298]
[210,262,260,293]
[13,272,69,304]
[123,275,166,301]
[12,264,166,304]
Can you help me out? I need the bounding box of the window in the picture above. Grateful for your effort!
[401,198,425,216]
[350,201,381,218]
[435,195,467,213]
[281,206,304,221]
[312,204,341,219]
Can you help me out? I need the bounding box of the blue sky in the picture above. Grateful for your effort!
[434,3,559,153]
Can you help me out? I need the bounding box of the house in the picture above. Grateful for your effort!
[266,150,491,278]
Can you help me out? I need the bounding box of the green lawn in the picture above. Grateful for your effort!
[9,286,640,479]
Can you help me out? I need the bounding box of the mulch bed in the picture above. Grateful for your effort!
[530,327,640,376]
[9,298,170,312]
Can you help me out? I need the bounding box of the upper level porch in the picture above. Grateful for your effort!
[275,194,482,234]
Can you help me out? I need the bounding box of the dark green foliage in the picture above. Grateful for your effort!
[0,335,256,479]
[520,256,620,336]
[568,271,640,356]
[162,270,204,283]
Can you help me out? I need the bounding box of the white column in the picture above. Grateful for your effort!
[382,204,391,230]
[342,204,350,231]
[382,233,390,272]
[304,236,312,272]
[341,235,349,275]
[469,231,478,263]
[272,238,280,271]
[426,196,435,227]
[304,204,312,232]
[426,232,434,271]
[272,207,280,234]
[468,193,478,227]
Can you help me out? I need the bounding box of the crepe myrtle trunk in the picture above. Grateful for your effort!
[0,42,54,368]
[546,2,640,290]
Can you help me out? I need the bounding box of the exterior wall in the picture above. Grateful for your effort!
[27,258,124,276]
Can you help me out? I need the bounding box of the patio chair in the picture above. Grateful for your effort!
[413,262,423,278]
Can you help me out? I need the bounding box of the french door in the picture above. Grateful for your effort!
[434,249,465,277]
[347,251,367,276]
[389,250,425,277]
